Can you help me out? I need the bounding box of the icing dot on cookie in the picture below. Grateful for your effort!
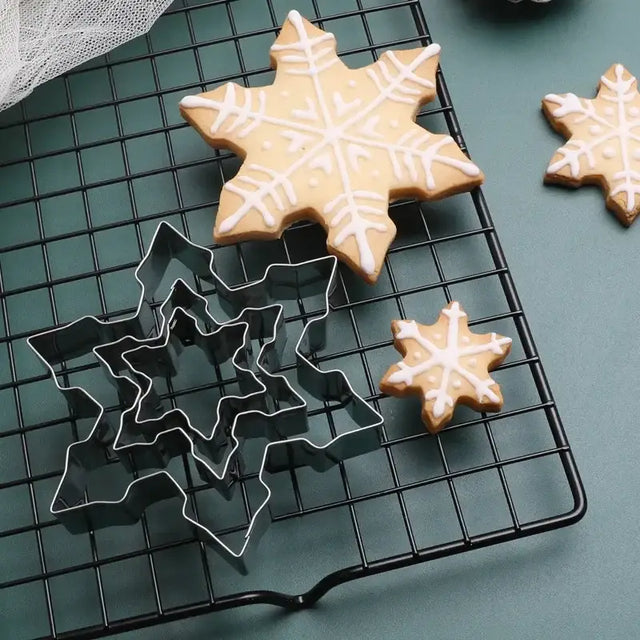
[413,351,422,359]
[262,140,272,150]
[603,147,616,159]
[348,79,356,88]
[309,177,319,187]
[372,169,380,178]
[461,336,471,344]
[281,90,290,98]
[390,119,399,128]
[452,379,462,389]
[427,375,436,384]
[433,333,442,340]
[605,106,615,116]
[630,106,640,117]
[589,125,602,135]
[468,358,477,367]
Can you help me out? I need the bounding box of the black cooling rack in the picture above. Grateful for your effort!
[0,1,586,638]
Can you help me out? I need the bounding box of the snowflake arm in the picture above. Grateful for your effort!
[269,9,345,80]
[179,83,277,151]
[380,302,512,433]
[383,123,482,198]
[543,93,614,129]
[363,46,440,114]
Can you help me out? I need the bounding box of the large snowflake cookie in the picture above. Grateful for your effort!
[179,10,483,283]
[380,302,512,433]
[543,64,640,226]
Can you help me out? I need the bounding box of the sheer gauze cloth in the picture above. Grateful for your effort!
[0,0,172,111]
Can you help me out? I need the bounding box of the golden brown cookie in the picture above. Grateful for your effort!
[380,302,512,433]
[543,63,640,226]
[179,10,483,284]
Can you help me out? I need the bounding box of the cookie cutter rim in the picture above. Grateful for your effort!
[27,221,384,573]
[96,283,298,492]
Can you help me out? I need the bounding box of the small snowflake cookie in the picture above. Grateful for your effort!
[380,302,512,433]
[543,64,640,226]
[179,10,483,284]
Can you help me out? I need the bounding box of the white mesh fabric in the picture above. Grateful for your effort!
[0,0,172,111]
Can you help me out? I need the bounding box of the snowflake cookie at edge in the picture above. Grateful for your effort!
[543,63,640,226]
[179,10,483,284]
[379,301,512,433]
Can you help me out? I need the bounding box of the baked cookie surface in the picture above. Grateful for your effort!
[543,63,640,226]
[380,302,511,433]
[180,10,483,283]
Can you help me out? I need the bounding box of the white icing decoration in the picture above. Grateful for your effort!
[220,164,296,231]
[333,91,361,116]
[427,375,436,383]
[281,130,314,152]
[461,336,470,344]
[262,140,272,150]
[366,49,437,104]
[281,90,290,98]
[634,149,640,160]
[359,115,384,140]
[309,177,319,187]
[347,143,370,170]
[309,152,332,174]
[590,125,602,135]
[348,80,357,88]
[372,169,380,178]
[631,107,640,117]
[452,379,461,389]
[413,351,422,358]
[468,358,477,367]
[390,119,399,128]
[388,131,480,188]
[546,65,640,212]
[433,333,441,340]
[180,12,480,275]
[386,304,511,418]
[270,10,338,77]
[292,97,318,121]
[325,191,386,274]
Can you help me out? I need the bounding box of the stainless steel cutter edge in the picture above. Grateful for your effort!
[27,222,384,572]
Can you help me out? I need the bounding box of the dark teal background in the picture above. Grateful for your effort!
[2,0,639,638]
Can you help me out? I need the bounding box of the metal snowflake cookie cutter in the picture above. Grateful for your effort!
[96,285,301,497]
[28,221,384,572]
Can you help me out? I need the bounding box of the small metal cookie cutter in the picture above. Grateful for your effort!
[28,222,383,572]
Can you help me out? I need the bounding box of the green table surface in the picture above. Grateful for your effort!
[2,0,639,638]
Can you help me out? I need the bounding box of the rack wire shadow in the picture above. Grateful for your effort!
[0,0,586,639]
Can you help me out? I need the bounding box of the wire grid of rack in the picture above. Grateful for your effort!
[0,0,586,638]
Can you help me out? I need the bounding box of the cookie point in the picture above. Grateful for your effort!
[287,9,302,23]
[217,218,235,234]
[427,42,441,55]
[466,163,482,177]
[179,95,199,108]
[361,254,376,276]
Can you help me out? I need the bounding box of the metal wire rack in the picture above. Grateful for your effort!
[0,0,586,638]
